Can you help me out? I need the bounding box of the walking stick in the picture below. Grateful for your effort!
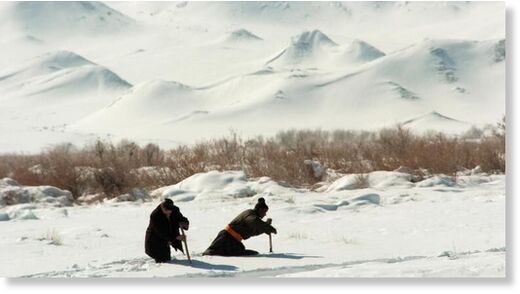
[267,218,274,253]
[180,227,192,264]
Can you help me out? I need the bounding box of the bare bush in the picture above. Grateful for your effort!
[0,118,505,198]
[354,174,370,189]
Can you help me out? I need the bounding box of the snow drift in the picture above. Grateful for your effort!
[152,171,289,203]
[0,178,73,208]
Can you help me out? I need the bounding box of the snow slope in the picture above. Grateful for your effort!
[0,50,131,153]
[0,170,505,277]
[0,51,131,96]
[69,37,504,144]
[267,30,385,69]
[217,29,263,45]
[0,1,505,152]
[402,111,473,134]
[0,1,138,41]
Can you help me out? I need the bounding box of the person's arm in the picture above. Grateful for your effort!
[169,208,188,251]
[179,217,189,230]
[249,215,277,235]
[174,207,190,230]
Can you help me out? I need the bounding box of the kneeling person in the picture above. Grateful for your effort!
[145,199,189,263]
[203,197,277,256]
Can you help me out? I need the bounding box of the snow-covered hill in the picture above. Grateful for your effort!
[0,1,138,41]
[0,50,131,153]
[0,51,131,96]
[267,30,385,69]
[0,1,505,152]
[401,111,472,134]
[72,80,200,132]
[218,29,263,45]
[68,37,504,143]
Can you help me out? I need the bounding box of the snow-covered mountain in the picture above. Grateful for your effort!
[70,37,504,142]
[0,1,505,152]
[0,1,138,41]
[267,30,385,69]
[72,80,200,131]
[218,29,263,44]
[0,51,131,96]
[0,50,131,152]
[401,111,472,134]
[267,30,339,67]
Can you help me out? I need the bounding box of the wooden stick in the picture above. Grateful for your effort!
[269,233,273,253]
[180,227,192,264]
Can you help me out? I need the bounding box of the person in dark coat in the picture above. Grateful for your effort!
[203,197,277,256]
[145,199,189,263]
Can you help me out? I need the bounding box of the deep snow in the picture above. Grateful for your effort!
[0,170,505,277]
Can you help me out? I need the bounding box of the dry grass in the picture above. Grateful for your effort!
[354,174,370,189]
[0,118,506,200]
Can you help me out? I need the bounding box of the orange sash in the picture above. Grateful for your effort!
[224,224,243,241]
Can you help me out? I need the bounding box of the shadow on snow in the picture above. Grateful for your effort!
[169,259,238,271]
[251,253,322,259]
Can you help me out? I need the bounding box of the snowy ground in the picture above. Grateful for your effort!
[0,170,505,278]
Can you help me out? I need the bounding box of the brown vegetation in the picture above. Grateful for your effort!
[0,120,505,199]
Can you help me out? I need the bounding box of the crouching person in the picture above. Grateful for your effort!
[203,197,277,256]
[145,199,189,263]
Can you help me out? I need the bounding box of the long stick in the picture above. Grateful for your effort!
[180,227,192,264]
[269,233,273,253]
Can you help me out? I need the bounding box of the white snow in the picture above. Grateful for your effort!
[0,170,505,278]
[325,171,414,192]
[0,1,138,40]
[0,178,74,208]
[152,171,289,203]
[0,1,505,153]
[0,1,507,280]
[402,111,473,134]
[416,175,456,188]
[217,29,263,44]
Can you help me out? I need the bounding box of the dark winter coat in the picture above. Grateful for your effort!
[144,204,189,262]
[203,209,276,256]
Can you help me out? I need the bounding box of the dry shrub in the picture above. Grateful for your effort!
[0,118,506,198]
[354,174,370,189]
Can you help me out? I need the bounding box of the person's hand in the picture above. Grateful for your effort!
[180,221,189,230]
[176,235,186,242]
[272,227,277,234]
[266,218,272,225]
